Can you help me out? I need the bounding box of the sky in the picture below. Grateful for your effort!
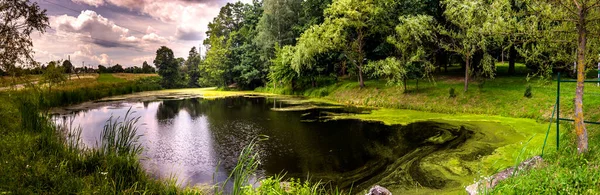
[31,0,250,68]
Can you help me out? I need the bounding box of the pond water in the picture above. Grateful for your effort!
[53,96,508,193]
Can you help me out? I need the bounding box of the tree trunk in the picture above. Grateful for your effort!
[416,79,419,91]
[403,77,407,92]
[464,54,470,92]
[508,45,516,75]
[357,28,365,88]
[574,9,588,154]
[358,66,365,88]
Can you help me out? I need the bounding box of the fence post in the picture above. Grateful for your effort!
[557,72,561,150]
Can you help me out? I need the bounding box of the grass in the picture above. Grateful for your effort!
[0,74,41,88]
[0,76,203,194]
[257,62,600,193]
[97,73,127,83]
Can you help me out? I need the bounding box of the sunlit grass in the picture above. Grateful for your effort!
[97,74,126,83]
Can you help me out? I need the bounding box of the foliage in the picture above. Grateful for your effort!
[440,0,511,91]
[0,0,49,74]
[202,1,264,89]
[449,87,456,98]
[142,61,156,73]
[368,15,437,87]
[42,61,67,91]
[292,0,382,88]
[62,60,74,74]
[99,109,142,157]
[255,0,303,65]
[0,78,190,194]
[491,131,600,194]
[270,45,298,87]
[186,47,201,87]
[524,85,532,98]
[366,57,407,86]
[200,36,229,87]
[154,46,183,88]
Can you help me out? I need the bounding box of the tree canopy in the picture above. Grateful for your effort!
[0,0,49,75]
[154,46,182,88]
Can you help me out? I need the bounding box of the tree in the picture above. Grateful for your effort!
[142,61,155,73]
[202,0,264,88]
[0,0,49,75]
[98,65,108,73]
[255,0,303,65]
[186,47,201,87]
[200,36,229,87]
[441,0,510,92]
[270,45,298,88]
[62,60,73,74]
[293,0,382,88]
[154,46,181,88]
[42,61,66,92]
[519,0,600,154]
[369,15,437,90]
[110,64,124,73]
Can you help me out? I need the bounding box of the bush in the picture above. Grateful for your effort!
[449,88,457,98]
[524,85,532,98]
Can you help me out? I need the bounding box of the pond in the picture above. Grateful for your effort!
[53,96,516,193]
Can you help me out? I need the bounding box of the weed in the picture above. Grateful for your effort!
[449,87,457,98]
[524,85,532,98]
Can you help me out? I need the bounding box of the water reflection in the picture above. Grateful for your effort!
[54,97,486,192]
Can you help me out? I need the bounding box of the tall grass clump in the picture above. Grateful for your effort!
[218,136,352,195]
[98,108,142,156]
[219,136,266,195]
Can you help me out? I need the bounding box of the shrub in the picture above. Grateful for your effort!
[449,88,457,98]
[524,85,532,98]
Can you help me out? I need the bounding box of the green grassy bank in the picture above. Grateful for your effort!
[257,63,600,194]
[0,77,193,194]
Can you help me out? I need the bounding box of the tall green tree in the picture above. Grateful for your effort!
[441,0,511,92]
[142,61,155,73]
[42,61,66,92]
[62,60,73,74]
[186,47,201,87]
[519,0,600,153]
[0,0,49,75]
[255,0,303,63]
[200,36,229,87]
[368,15,437,90]
[203,0,264,88]
[293,0,384,88]
[153,46,181,88]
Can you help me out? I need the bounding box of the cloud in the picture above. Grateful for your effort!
[52,10,134,48]
[69,0,222,41]
[142,33,169,43]
[132,55,155,65]
[72,0,105,7]
[69,44,114,65]
[51,10,171,48]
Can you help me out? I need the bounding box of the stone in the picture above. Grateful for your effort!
[466,156,544,195]
[366,185,392,195]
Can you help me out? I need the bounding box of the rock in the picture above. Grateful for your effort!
[366,185,392,195]
[466,156,544,195]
